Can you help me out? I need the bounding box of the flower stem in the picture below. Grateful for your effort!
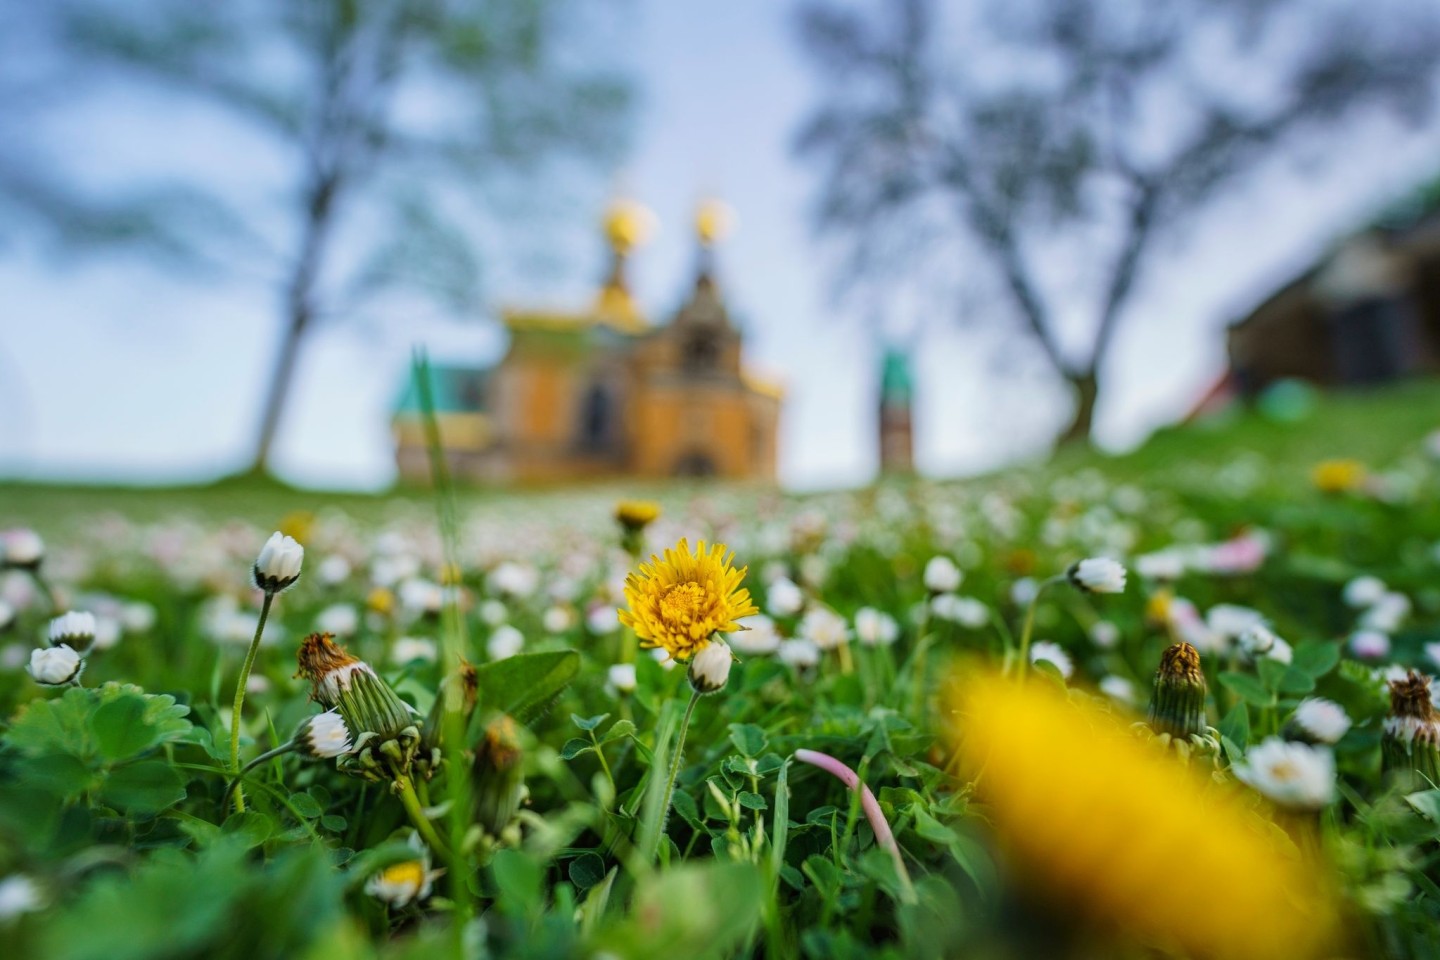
[228,589,275,812]
[652,688,701,863]
[1015,576,1064,682]
[27,569,63,614]
[794,748,915,903]
[394,770,452,864]
[223,741,296,810]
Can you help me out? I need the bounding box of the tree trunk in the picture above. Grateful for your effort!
[247,308,311,475]
[1057,371,1099,446]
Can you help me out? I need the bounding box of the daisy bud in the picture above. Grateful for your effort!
[688,640,733,694]
[47,611,97,653]
[1382,671,1440,784]
[472,714,526,837]
[1068,557,1127,595]
[253,531,304,594]
[27,644,83,686]
[1148,642,1207,740]
[295,709,353,759]
[1,529,44,570]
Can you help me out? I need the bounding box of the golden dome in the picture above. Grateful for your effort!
[695,199,735,245]
[603,199,655,254]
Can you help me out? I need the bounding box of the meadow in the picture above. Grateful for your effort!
[2,381,1440,959]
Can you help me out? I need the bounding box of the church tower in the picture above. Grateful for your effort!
[878,346,914,474]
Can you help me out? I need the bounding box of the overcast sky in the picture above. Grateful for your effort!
[3,1,1439,492]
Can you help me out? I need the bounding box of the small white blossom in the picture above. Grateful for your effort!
[1099,675,1136,704]
[1291,698,1352,745]
[479,599,509,627]
[1342,575,1387,609]
[1234,737,1335,809]
[798,607,850,650]
[542,606,573,634]
[777,638,820,670]
[606,662,637,695]
[1028,641,1073,679]
[316,603,359,637]
[1205,604,1265,643]
[28,644,82,685]
[1090,620,1121,649]
[398,579,444,617]
[391,637,437,664]
[766,578,805,617]
[1068,557,1127,594]
[0,875,43,920]
[1349,630,1390,660]
[487,624,525,661]
[120,602,156,633]
[1361,592,1411,633]
[317,554,352,586]
[930,593,989,628]
[688,640,733,693]
[853,607,899,647]
[488,561,539,598]
[727,615,780,655]
[1134,550,1186,581]
[254,532,304,592]
[923,556,963,594]
[586,603,619,635]
[1010,577,1039,606]
[649,647,677,671]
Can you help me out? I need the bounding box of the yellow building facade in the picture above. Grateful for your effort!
[393,202,782,485]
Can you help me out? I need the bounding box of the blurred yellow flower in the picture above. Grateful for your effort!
[367,587,395,616]
[1311,458,1366,494]
[277,510,315,545]
[618,538,757,661]
[945,674,1339,960]
[615,500,662,531]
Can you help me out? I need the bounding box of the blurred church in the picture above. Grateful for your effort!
[392,200,783,485]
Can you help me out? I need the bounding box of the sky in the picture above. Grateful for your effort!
[3,2,1440,492]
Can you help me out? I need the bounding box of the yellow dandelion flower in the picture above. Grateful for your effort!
[1311,458,1366,494]
[944,673,1339,960]
[618,538,758,662]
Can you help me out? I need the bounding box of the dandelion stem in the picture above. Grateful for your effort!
[228,589,275,813]
[223,740,296,810]
[651,688,702,863]
[394,770,452,865]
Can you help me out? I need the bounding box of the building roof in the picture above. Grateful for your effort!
[393,363,490,416]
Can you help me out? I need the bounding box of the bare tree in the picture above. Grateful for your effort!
[3,0,629,474]
[794,0,1440,444]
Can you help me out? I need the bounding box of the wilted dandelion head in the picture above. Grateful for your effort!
[1388,670,1434,721]
[945,673,1338,960]
[618,539,758,662]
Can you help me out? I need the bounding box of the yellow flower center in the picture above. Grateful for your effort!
[660,581,708,627]
[379,860,425,890]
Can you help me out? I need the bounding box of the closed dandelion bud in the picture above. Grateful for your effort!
[1148,642,1207,739]
[295,709,353,759]
[1382,671,1440,784]
[47,611,97,654]
[688,640,733,694]
[472,714,525,837]
[254,531,304,594]
[1068,557,1127,595]
[615,500,661,555]
[419,660,479,759]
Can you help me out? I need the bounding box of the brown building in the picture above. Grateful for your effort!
[1225,201,1440,397]
[393,201,782,485]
